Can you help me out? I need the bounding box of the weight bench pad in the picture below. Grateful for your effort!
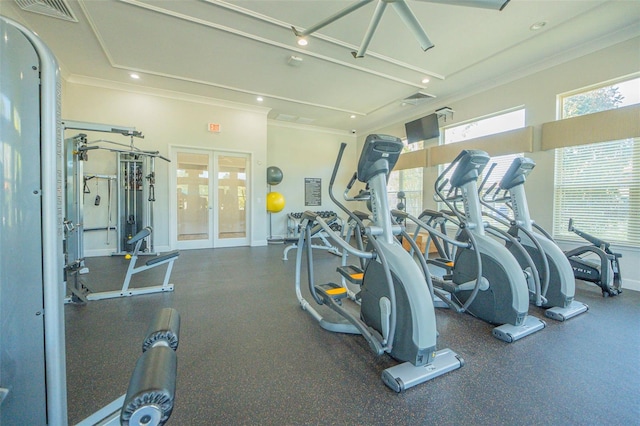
[128,227,152,245]
[146,251,180,266]
[143,308,181,352]
[121,346,177,426]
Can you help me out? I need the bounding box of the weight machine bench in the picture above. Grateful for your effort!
[88,227,179,301]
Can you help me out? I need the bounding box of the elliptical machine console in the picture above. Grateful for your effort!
[294,134,463,392]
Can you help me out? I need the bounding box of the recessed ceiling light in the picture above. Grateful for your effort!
[256,96,264,102]
[297,37,308,46]
[530,21,547,31]
[422,77,430,84]
[350,115,356,119]
[130,73,140,79]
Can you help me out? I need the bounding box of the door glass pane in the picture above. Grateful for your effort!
[218,155,247,239]
[177,153,209,241]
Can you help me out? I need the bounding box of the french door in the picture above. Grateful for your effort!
[172,148,250,249]
[213,152,250,247]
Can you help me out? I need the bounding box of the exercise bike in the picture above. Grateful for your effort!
[565,219,623,297]
[397,150,546,342]
[294,135,463,392]
[479,157,588,321]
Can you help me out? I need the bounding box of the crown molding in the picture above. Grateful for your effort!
[65,74,272,115]
[268,119,354,136]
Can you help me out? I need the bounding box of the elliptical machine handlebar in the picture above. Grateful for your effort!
[300,211,375,260]
[346,172,357,191]
[398,209,484,313]
[328,143,370,232]
[329,142,366,229]
[392,209,470,250]
[477,166,512,225]
[477,163,512,205]
[568,218,611,250]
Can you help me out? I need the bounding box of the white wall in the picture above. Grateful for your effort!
[61,37,639,290]
[368,36,640,290]
[62,81,270,252]
[266,122,357,239]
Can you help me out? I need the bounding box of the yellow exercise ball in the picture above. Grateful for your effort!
[266,191,286,213]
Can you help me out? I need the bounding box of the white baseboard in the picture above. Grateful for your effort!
[252,239,268,247]
[84,245,172,258]
[84,248,116,258]
[622,278,640,292]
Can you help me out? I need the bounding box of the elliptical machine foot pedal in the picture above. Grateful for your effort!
[315,283,348,302]
[545,300,589,322]
[381,348,464,393]
[492,315,546,343]
[336,265,364,285]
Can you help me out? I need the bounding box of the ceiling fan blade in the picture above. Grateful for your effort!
[418,0,510,11]
[391,1,434,52]
[352,0,388,58]
[292,0,374,37]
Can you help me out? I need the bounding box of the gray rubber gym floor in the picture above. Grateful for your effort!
[65,245,640,425]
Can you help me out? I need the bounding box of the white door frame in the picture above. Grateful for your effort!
[169,145,251,250]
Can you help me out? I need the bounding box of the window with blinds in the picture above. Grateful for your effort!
[388,167,424,216]
[553,76,640,246]
[388,140,425,216]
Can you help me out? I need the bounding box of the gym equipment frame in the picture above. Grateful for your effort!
[565,219,623,297]
[295,137,463,392]
[0,16,178,425]
[478,158,588,321]
[282,211,343,260]
[400,150,546,342]
[86,227,179,301]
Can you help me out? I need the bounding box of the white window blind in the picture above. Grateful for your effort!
[553,137,639,245]
[553,76,640,246]
[389,167,423,216]
[388,139,425,217]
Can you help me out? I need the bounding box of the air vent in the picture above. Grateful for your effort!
[402,91,436,106]
[275,114,315,124]
[275,114,297,122]
[296,117,315,125]
[15,0,78,22]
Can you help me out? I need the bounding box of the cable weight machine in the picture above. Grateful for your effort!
[118,151,156,255]
[64,120,168,256]
[63,121,169,303]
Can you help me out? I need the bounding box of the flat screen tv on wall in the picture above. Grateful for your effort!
[405,113,440,144]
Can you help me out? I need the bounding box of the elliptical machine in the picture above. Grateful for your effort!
[399,150,545,342]
[294,135,463,392]
[565,219,623,297]
[479,157,589,321]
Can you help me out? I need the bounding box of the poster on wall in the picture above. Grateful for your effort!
[304,178,321,206]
